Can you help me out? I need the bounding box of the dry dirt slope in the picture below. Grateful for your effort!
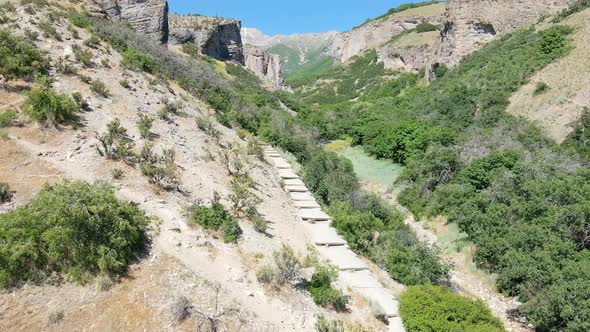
[506,8,590,143]
[0,3,389,331]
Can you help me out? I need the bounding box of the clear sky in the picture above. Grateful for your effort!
[168,0,413,35]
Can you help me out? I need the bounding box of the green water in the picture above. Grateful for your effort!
[337,146,403,192]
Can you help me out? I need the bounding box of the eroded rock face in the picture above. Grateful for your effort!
[244,45,283,89]
[377,44,433,72]
[87,0,169,44]
[169,14,244,64]
[435,0,576,67]
[335,16,440,63]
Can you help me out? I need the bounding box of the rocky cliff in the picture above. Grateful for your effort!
[87,0,169,43]
[169,14,244,64]
[334,3,445,63]
[435,0,576,67]
[244,45,283,89]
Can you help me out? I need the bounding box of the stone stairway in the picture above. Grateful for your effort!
[262,145,406,332]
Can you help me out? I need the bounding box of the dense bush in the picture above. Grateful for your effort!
[23,81,80,126]
[191,195,242,243]
[0,29,47,80]
[0,180,148,287]
[303,150,359,204]
[328,200,449,285]
[399,285,504,332]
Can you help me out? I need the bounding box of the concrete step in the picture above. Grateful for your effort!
[304,222,347,246]
[316,245,368,271]
[340,270,383,289]
[298,208,332,222]
[292,200,321,209]
[388,317,406,332]
[289,192,315,201]
[284,185,308,193]
[277,169,298,179]
[271,159,292,169]
[356,287,400,318]
[283,178,305,186]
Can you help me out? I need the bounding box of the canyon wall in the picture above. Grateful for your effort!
[244,45,284,89]
[169,14,244,64]
[435,0,576,67]
[87,0,169,43]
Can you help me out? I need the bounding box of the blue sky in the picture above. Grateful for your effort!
[168,0,412,35]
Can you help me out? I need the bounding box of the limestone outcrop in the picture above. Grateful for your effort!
[435,0,576,67]
[169,14,244,64]
[87,0,169,44]
[244,45,283,89]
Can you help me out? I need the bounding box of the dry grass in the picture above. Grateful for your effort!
[506,9,590,142]
[396,30,439,48]
[390,3,446,19]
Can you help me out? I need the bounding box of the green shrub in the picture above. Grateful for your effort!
[303,150,359,204]
[533,81,550,96]
[415,23,438,33]
[121,49,159,74]
[23,83,80,127]
[90,80,110,97]
[119,79,130,89]
[73,45,93,67]
[139,146,179,190]
[0,110,16,128]
[191,194,242,243]
[83,35,101,49]
[38,20,61,41]
[0,182,12,203]
[136,113,154,140]
[305,265,349,312]
[0,30,47,80]
[0,180,148,287]
[399,285,504,332]
[96,118,134,160]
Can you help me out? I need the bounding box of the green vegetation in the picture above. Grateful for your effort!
[328,200,449,285]
[90,79,110,97]
[121,48,160,74]
[0,110,16,128]
[399,285,504,332]
[564,109,590,158]
[283,55,335,87]
[415,22,439,33]
[23,81,80,127]
[72,9,446,311]
[289,18,587,330]
[0,180,148,287]
[191,194,242,243]
[0,29,47,80]
[0,182,12,203]
[305,264,349,311]
[136,113,154,139]
[533,81,550,95]
[38,20,61,41]
[336,144,404,190]
[553,0,590,22]
[73,45,93,67]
